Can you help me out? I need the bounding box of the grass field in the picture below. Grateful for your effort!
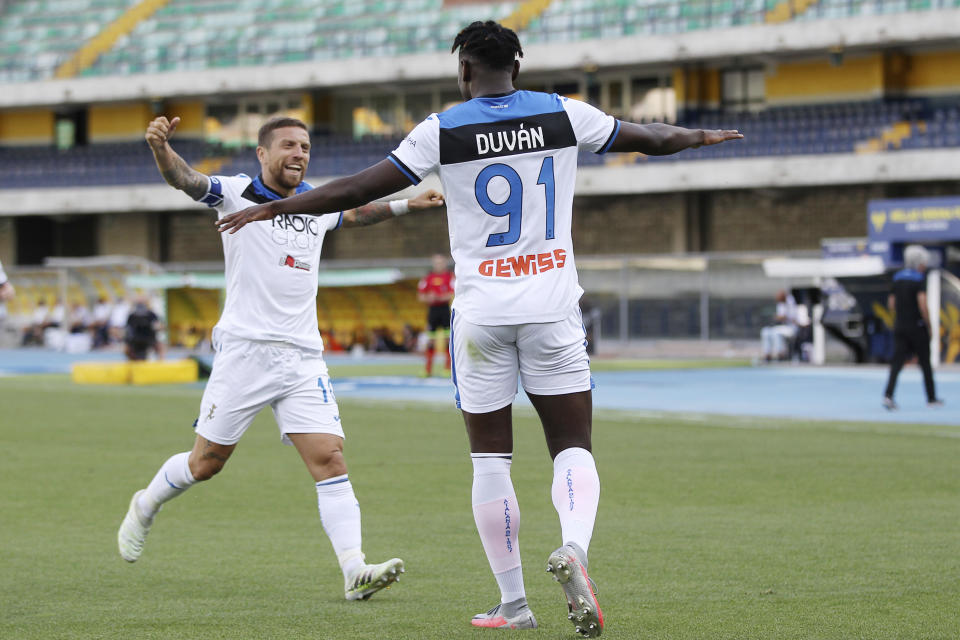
[326,357,753,378]
[2,373,958,639]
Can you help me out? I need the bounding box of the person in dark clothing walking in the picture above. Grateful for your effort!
[883,245,943,410]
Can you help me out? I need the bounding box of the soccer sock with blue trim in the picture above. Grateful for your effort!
[139,451,196,518]
[472,454,525,604]
[550,447,600,560]
[315,474,365,577]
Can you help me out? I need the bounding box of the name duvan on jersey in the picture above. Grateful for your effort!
[476,124,545,155]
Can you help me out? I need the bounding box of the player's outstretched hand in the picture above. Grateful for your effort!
[410,189,445,211]
[216,203,276,234]
[698,129,743,147]
[145,116,180,151]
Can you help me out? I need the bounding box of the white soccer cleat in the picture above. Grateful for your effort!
[547,545,604,638]
[471,599,538,629]
[344,558,405,601]
[118,490,155,562]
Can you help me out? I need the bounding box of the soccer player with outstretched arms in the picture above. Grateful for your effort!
[117,114,444,601]
[215,21,741,636]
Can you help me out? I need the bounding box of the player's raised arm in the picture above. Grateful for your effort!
[145,116,209,201]
[215,158,413,233]
[339,189,445,228]
[609,122,743,156]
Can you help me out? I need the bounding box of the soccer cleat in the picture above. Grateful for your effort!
[928,398,945,408]
[344,558,404,601]
[118,490,155,562]
[547,545,604,638]
[882,396,898,411]
[470,599,538,629]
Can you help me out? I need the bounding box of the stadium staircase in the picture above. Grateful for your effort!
[766,0,819,23]
[54,0,171,78]
[192,155,230,176]
[855,121,913,153]
[502,0,554,31]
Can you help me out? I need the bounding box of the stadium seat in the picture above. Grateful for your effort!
[2,0,955,80]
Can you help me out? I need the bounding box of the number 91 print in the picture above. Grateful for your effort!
[478,249,567,278]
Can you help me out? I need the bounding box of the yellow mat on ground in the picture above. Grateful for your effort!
[72,359,198,385]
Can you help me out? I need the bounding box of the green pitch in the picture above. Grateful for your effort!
[1,375,958,639]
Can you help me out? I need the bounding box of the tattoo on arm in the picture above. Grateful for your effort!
[345,202,393,227]
[155,147,209,201]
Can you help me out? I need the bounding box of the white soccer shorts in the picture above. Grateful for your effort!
[194,333,343,446]
[450,307,594,413]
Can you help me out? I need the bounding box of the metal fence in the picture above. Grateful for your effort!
[578,252,818,343]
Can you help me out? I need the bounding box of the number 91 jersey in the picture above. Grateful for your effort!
[389,91,620,326]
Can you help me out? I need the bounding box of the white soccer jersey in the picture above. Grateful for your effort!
[0,258,7,285]
[197,173,342,351]
[390,91,619,325]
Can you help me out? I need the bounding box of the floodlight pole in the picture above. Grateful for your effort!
[928,269,941,368]
[811,276,825,365]
[699,256,709,341]
[619,259,629,345]
[58,268,68,316]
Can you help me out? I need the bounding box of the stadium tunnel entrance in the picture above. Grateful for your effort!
[774,195,960,366]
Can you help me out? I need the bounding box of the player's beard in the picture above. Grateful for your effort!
[271,162,305,190]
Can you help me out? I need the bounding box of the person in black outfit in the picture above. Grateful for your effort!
[883,245,943,410]
[125,297,165,361]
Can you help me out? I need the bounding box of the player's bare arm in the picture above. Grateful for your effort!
[0,281,14,301]
[340,189,445,228]
[610,122,743,156]
[145,116,209,201]
[216,159,411,233]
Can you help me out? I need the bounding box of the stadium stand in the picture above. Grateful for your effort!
[5,99,959,188]
[0,0,138,83]
[2,0,957,81]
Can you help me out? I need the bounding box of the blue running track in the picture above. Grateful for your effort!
[1,349,956,425]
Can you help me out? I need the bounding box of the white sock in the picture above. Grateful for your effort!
[139,451,196,518]
[472,454,525,604]
[316,474,365,578]
[551,447,601,557]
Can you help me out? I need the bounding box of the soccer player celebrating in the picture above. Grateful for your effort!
[417,253,455,376]
[215,21,741,636]
[117,114,444,602]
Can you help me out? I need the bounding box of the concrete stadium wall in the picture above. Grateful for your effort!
[572,195,686,254]
[312,211,452,261]
[903,50,960,96]
[766,54,885,105]
[0,217,15,264]
[98,212,159,260]
[88,102,155,142]
[164,211,223,263]
[711,187,876,251]
[6,182,959,266]
[0,109,54,146]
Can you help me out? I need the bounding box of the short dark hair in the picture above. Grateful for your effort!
[451,21,523,71]
[258,116,308,148]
